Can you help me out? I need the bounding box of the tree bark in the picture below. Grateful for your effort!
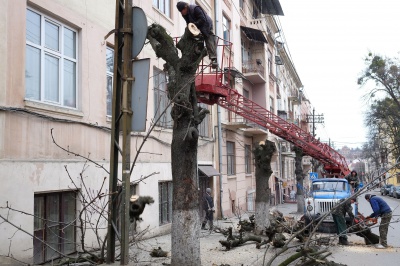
[253,140,276,234]
[293,146,305,213]
[147,24,208,265]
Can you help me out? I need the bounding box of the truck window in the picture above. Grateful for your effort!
[312,181,345,192]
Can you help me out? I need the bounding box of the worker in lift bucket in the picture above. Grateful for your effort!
[176,1,218,69]
[345,170,360,193]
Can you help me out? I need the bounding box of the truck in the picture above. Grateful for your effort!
[303,178,357,233]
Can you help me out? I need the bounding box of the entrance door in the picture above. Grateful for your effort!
[199,172,211,216]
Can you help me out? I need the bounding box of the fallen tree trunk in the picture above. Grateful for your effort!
[219,235,262,250]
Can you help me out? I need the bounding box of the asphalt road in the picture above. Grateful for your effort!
[329,189,400,266]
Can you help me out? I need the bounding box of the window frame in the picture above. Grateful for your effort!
[153,0,171,17]
[269,96,274,114]
[106,46,114,117]
[245,144,252,174]
[198,103,210,137]
[268,49,273,75]
[239,0,244,10]
[159,181,173,225]
[25,8,78,109]
[153,67,173,128]
[227,141,236,175]
[222,14,231,43]
[33,191,77,264]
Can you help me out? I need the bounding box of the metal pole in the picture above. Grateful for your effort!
[312,108,315,172]
[312,108,315,137]
[106,0,123,263]
[215,0,224,219]
[120,0,133,264]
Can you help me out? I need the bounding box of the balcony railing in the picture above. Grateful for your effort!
[242,60,265,78]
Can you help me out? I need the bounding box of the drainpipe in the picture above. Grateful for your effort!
[214,0,225,219]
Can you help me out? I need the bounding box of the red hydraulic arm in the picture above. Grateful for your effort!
[193,36,349,177]
[216,88,350,177]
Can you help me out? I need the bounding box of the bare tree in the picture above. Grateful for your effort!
[253,140,276,234]
[146,23,209,265]
[293,146,305,213]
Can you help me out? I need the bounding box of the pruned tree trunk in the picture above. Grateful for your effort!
[253,140,276,234]
[293,146,305,213]
[147,24,208,265]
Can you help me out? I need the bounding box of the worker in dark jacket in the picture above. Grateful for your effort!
[365,194,392,248]
[345,170,360,192]
[201,188,214,230]
[176,1,218,68]
[332,197,355,245]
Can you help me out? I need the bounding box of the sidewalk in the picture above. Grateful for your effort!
[122,203,299,266]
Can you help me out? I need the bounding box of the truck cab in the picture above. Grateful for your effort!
[304,178,357,233]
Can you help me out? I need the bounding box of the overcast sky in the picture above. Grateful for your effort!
[277,0,400,149]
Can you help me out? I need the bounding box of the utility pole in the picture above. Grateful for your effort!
[106,0,123,263]
[306,108,324,172]
[107,0,133,264]
[120,0,133,264]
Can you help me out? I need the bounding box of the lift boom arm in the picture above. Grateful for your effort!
[216,88,350,176]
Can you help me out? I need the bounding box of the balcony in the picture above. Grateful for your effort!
[222,111,252,130]
[222,111,269,136]
[242,59,266,84]
[241,123,268,136]
[248,18,269,36]
[288,88,300,105]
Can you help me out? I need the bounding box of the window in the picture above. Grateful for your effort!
[159,181,173,225]
[222,15,230,43]
[268,49,273,75]
[106,47,114,116]
[154,68,173,128]
[153,0,170,17]
[241,41,249,65]
[239,0,244,10]
[34,191,77,264]
[245,144,252,174]
[243,88,249,99]
[269,96,274,114]
[25,8,78,108]
[252,4,259,19]
[198,103,210,137]
[247,190,255,212]
[227,141,235,175]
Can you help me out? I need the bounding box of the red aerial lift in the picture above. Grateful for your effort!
[195,37,350,177]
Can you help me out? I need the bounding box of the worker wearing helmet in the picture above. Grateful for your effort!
[365,194,392,248]
[176,1,218,68]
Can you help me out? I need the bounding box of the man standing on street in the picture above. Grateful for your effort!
[365,194,392,248]
[332,197,356,245]
[176,1,218,68]
[201,188,214,230]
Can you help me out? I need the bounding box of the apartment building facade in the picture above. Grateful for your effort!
[0,0,309,264]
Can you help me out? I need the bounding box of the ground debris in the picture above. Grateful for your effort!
[150,247,168,257]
